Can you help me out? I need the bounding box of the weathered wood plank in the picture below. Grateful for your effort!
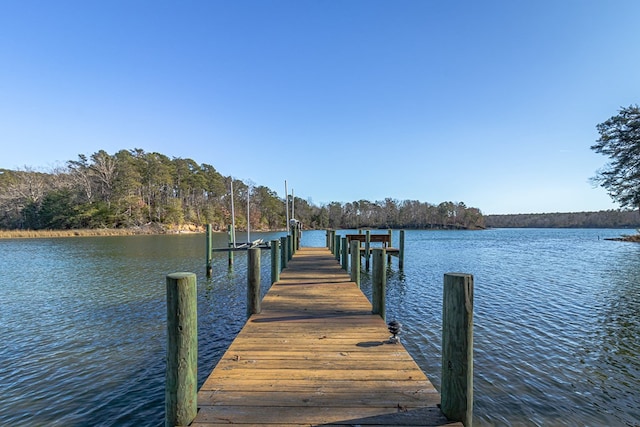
[200,379,438,393]
[193,405,457,426]
[197,389,440,407]
[192,247,460,426]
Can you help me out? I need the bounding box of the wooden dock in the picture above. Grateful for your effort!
[191,246,460,426]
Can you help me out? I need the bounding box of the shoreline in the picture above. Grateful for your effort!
[0,223,282,239]
[3,226,640,241]
[605,234,640,242]
[0,223,205,239]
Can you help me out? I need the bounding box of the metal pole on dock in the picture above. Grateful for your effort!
[350,239,360,287]
[284,180,289,234]
[341,237,348,271]
[247,248,261,318]
[165,272,197,427]
[441,273,474,427]
[280,236,288,269]
[206,224,213,278]
[399,229,405,270]
[372,248,386,320]
[271,239,280,284]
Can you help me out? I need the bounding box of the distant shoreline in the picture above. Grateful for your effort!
[2,225,640,242]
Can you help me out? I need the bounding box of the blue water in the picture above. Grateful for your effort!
[0,229,638,426]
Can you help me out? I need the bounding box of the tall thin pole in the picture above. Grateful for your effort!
[291,188,295,221]
[284,180,289,235]
[230,180,236,247]
[247,185,251,244]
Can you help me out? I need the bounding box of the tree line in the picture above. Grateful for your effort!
[0,148,486,232]
[485,210,640,229]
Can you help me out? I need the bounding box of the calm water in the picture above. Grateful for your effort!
[0,229,638,426]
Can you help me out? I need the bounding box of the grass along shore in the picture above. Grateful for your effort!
[0,223,206,239]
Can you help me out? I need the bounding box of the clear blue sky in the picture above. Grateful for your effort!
[1,1,638,214]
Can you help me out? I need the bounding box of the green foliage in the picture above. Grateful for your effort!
[39,189,78,229]
[591,105,640,211]
[0,148,485,231]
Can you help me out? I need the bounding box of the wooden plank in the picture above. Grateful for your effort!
[192,247,460,426]
[197,389,440,407]
[193,406,458,426]
[200,379,438,393]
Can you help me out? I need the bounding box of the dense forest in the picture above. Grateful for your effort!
[0,148,486,232]
[485,210,640,229]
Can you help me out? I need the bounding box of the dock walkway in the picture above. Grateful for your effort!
[192,246,459,426]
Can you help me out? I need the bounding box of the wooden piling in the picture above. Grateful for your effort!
[205,224,213,278]
[399,229,405,270]
[441,273,474,426]
[288,235,293,261]
[350,239,360,287]
[365,230,371,270]
[270,239,280,284]
[387,229,393,264]
[293,226,299,253]
[334,234,341,261]
[165,272,197,427]
[247,248,261,318]
[372,248,386,320]
[341,236,348,271]
[227,225,234,267]
[280,236,288,270]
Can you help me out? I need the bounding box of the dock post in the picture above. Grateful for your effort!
[387,229,393,265]
[365,230,371,270]
[271,240,280,284]
[227,225,234,267]
[288,235,293,261]
[247,248,261,318]
[290,226,296,255]
[165,272,197,427]
[341,237,348,271]
[205,224,213,278]
[372,248,386,320]
[441,273,474,427]
[334,234,341,261]
[280,236,288,270]
[350,239,360,287]
[332,230,337,254]
[399,229,405,270]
